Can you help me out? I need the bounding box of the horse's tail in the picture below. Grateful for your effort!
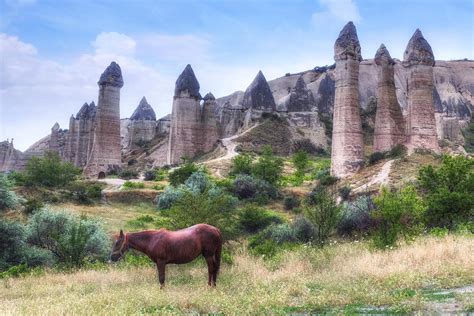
[214,231,222,274]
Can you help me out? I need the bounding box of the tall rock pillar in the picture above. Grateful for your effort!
[330,22,364,178]
[201,93,220,153]
[167,64,202,165]
[373,44,406,152]
[84,61,123,177]
[403,29,439,152]
[49,122,61,154]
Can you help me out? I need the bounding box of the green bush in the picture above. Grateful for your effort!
[118,168,139,180]
[27,209,109,266]
[230,154,253,176]
[0,174,22,211]
[22,151,80,187]
[284,195,300,211]
[252,146,283,186]
[292,150,309,176]
[292,215,315,243]
[315,169,338,186]
[184,171,209,194]
[418,155,473,229]
[388,144,407,158]
[238,207,282,233]
[338,186,351,200]
[304,187,342,245]
[338,195,375,236]
[143,170,156,181]
[291,139,327,156]
[368,151,386,165]
[23,198,44,215]
[122,181,145,190]
[371,186,425,249]
[168,162,198,186]
[67,182,103,204]
[0,220,52,271]
[157,186,185,210]
[232,174,277,202]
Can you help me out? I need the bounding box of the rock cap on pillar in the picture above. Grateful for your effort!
[242,70,276,111]
[374,44,395,65]
[403,29,435,66]
[334,21,362,61]
[174,64,201,99]
[203,92,216,101]
[98,61,124,87]
[130,96,156,121]
[51,122,60,131]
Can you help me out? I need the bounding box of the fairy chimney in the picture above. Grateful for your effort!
[49,122,61,153]
[167,64,202,165]
[330,22,364,178]
[242,71,276,111]
[201,92,220,153]
[373,44,406,152]
[84,61,123,177]
[403,29,439,152]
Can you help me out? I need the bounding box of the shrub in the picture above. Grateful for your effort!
[304,187,342,245]
[118,168,139,180]
[418,155,474,229]
[371,186,425,249]
[252,146,283,185]
[337,195,375,236]
[154,168,168,181]
[292,150,309,176]
[122,181,145,190]
[0,174,22,211]
[368,151,386,165]
[230,154,253,176]
[22,151,80,187]
[291,139,327,156]
[168,162,198,187]
[157,186,185,210]
[184,171,209,194]
[27,209,109,266]
[338,186,351,200]
[284,195,300,211]
[267,224,296,244]
[315,169,338,186]
[23,198,44,215]
[163,189,238,240]
[232,174,277,202]
[0,220,51,271]
[292,215,315,243]
[388,144,407,158]
[238,207,282,233]
[67,182,103,204]
[143,170,156,181]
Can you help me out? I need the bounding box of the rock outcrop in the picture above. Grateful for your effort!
[285,75,315,112]
[403,29,440,152]
[48,122,61,153]
[168,65,219,165]
[373,44,406,152]
[242,71,276,111]
[330,22,364,178]
[84,62,123,177]
[65,102,96,167]
[127,97,158,147]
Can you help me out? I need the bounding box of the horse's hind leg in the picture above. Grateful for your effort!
[156,261,166,289]
[204,256,215,287]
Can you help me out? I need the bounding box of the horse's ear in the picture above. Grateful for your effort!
[119,229,124,238]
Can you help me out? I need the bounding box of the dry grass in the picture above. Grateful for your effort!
[1,235,472,315]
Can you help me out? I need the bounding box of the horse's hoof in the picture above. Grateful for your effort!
[160,285,165,289]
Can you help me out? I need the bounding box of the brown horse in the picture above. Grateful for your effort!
[110,224,222,288]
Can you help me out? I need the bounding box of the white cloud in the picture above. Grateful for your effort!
[312,0,361,26]
[93,32,137,56]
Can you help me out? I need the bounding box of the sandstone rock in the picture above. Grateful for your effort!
[84,61,124,177]
[174,64,201,99]
[403,30,440,152]
[373,44,406,152]
[130,97,156,121]
[286,75,315,112]
[242,71,276,111]
[330,22,364,178]
[201,92,220,153]
[48,122,61,153]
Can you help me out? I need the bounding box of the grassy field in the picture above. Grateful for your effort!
[1,235,472,315]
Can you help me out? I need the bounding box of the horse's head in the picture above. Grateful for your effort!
[110,229,129,262]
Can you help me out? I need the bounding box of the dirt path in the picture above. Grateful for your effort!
[99,177,143,192]
[353,159,394,193]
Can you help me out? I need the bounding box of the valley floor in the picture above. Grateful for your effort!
[1,235,472,315]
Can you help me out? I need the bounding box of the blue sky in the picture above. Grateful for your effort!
[1,0,473,150]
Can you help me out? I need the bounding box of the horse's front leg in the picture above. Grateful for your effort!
[156,261,166,289]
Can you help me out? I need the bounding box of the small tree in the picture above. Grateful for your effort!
[303,187,342,245]
[230,154,253,176]
[418,155,473,229]
[252,146,283,186]
[168,162,198,187]
[0,174,21,210]
[23,151,80,187]
[371,186,425,249]
[292,150,309,177]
